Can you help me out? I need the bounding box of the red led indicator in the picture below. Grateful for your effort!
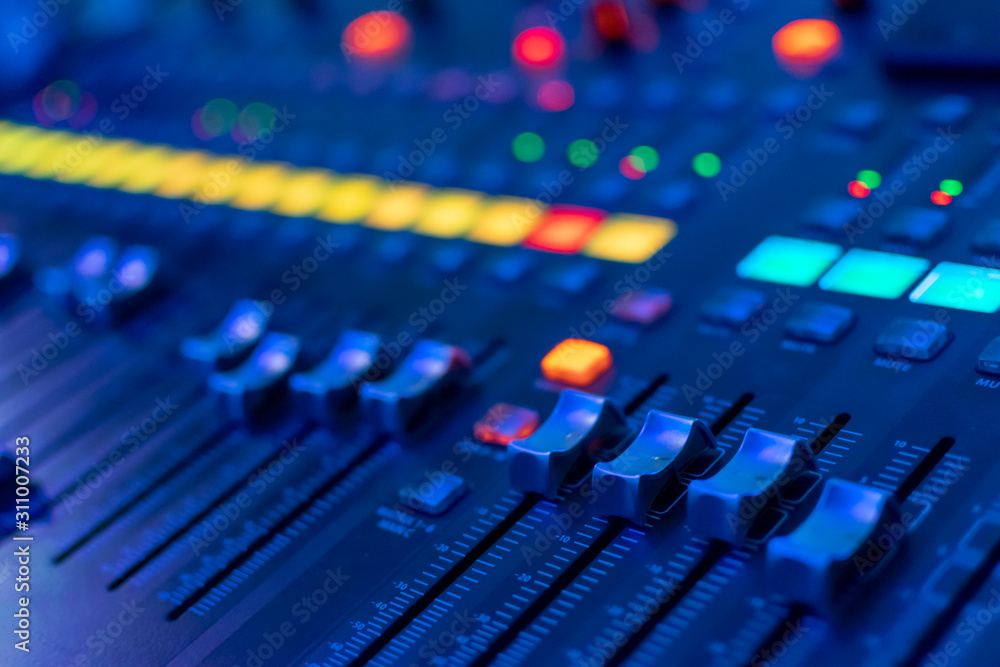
[513,27,565,68]
[847,180,870,198]
[524,205,605,253]
[930,190,952,206]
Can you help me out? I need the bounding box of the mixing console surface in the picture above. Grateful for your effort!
[1,0,1000,665]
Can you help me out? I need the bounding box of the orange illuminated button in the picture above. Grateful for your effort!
[772,19,842,75]
[342,11,413,61]
[541,339,613,386]
[473,403,540,445]
[523,205,604,254]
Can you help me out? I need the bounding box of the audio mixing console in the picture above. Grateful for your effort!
[0,0,999,665]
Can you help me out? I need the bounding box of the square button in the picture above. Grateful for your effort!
[977,337,1000,376]
[466,197,541,246]
[909,262,1000,313]
[882,208,949,247]
[785,302,855,344]
[473,403,540,445]
[541,339,613,386]
[819,249,930,299]
[701,287,765,328]
[875,318,951,361]
[582,214,677,263]
[736,236,843,287]
[523,205,604,254]
[613,289,673,324]
[398,473,468,516]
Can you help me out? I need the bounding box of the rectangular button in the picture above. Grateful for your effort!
[909,262,1000,313]
[701,287,765,328]
[875,318,951,361]
[977,337,1000,375]
[737,235,843,286]
[882,208,949,247]
[398,473,468,516]
[785,302,855,344]
[819,249,930,299]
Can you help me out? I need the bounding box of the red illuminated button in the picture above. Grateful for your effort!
[513,27,565,68]
[524,206,604,254]
[474,403,540,445]
[541,339,613,386]
[613,289,673,325]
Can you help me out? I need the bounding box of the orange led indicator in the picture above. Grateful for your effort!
[541,339,613,386]
[772,19,842,75]
[343,11,413,60]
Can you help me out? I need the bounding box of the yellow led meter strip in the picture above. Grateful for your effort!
[0,120,676,263]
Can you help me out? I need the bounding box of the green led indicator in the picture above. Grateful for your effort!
[736,236,844,287]
[630,146,659,172]
[200,98,239,137]
[939,179,963,196]
[692,152,721,178]
[819,249,930,299]
[857,170,882,189]
[568,139,598,168]
[512,132,545,163]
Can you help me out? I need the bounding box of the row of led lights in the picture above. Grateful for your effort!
[848,169,964,206]
[0,120,677,264]
[737,235,1000,313]
[511,132,722,180]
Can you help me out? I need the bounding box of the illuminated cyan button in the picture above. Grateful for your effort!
[909,262,1000,313]
[583,214,677,263]
[819,249,930,299]
[541,338,613,386]
[736,235,843,287]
